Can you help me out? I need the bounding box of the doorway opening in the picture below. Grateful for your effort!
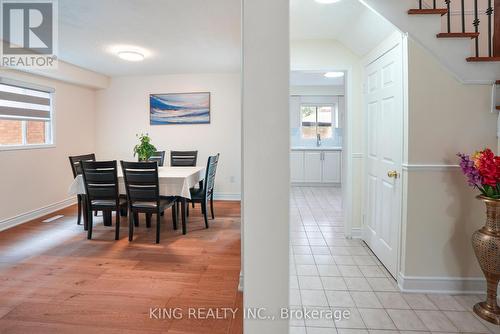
[289,0,406,332]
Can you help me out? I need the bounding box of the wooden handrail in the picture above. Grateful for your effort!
[495,0,500,56]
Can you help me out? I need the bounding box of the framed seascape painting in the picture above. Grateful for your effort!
[150,92,210,125]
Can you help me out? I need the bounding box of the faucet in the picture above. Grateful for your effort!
[316,133,321,147]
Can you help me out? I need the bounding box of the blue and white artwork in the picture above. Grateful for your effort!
[150,92,210,125]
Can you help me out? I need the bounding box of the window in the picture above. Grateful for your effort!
[300,104,338,139]
[0,80,54,149]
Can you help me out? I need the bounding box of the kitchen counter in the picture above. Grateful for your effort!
[291,147,342,151]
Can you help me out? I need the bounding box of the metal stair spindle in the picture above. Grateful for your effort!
[473,0,480,57]
[488,0,494,57]
[462,0,466,33]
[446,0,451,33]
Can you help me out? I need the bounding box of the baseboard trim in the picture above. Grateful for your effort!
[0,197,76,232]
[351,227,362,239]
[213,193,241,201]
[238,271,243,292]
[291,182,341,187]
[398,273,486,294]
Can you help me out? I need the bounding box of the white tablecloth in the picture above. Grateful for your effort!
[68,166,205,199]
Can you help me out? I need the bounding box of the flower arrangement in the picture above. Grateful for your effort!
[133,133,157,162]
[458,148,500,199]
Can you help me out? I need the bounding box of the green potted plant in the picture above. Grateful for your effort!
[133,133,157,162]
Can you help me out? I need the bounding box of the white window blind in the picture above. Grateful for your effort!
[0,80,53,121]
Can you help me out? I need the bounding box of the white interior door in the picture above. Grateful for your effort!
[363,38,404,278]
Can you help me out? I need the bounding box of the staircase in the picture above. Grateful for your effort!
[362,0,500,84]
[408,0,499,111]
[408,1,499,61]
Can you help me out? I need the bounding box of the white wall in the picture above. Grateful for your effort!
[290,85,344,96]
[0,70,97,225]
[242,0,289,332]
[401,39,497,284]
[94,73,241,199]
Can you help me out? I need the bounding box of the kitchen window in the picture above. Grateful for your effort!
[300,104,338,139]
[0,79,54,150]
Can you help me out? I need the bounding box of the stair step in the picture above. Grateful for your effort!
[437,32,480,39]
[408,9,448,16]
[466,57,500,62]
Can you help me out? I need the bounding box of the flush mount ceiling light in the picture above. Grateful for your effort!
[324,72,345,78]
[117,51,145,62]
[315,0,342,3]
[107,45,152,62]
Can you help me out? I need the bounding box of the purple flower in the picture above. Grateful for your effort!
[457,153,482,187]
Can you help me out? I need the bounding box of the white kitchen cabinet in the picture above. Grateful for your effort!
[322,151,342,183]
[290,151,304,182]
[290,149,342,184]
[304,152,323,183]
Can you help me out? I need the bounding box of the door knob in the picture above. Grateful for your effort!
[387,170,399,179]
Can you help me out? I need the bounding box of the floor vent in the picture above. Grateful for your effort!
[42,215,64,223]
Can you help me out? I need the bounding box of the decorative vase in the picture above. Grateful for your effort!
[472,195,500,325]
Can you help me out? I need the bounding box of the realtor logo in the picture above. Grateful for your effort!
[1,0,58,68]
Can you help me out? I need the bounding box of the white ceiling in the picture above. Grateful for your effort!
[57,0,395,77]
[58,0,241,77]
[290,0,396,56]
[290,71,345,86]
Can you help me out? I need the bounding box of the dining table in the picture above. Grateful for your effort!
[68,166,205,235]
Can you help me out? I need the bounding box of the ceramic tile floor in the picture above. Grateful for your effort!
[289,186,499,334]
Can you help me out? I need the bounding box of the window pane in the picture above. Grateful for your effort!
[0,119,23,145]
[317,106,332,139]
[301,106,316,125]
[301,106,316,139]
[26,120,46,144]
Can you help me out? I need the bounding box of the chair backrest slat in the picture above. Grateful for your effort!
[81,161,119,202]
[170,150,198,167]
[69,153,96,177]
[148,151,165,167]
[121,161,160,204]
[203,154,220,199]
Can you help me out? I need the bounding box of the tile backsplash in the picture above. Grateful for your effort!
[291,128,343,148]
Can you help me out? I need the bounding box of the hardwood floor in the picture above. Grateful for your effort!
[0,201,242,334]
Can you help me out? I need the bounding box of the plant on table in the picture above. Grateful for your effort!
[133,133,157,162]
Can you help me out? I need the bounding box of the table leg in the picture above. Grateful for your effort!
[103,210,112,227]
[181,198,187,235]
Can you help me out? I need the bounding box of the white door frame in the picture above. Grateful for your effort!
[361,31,408,280]
[290,66,355,238]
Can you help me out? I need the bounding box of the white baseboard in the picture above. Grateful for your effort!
[238,270,244,292]
[291,182,341,187]
[213,193,241,201]
[398,273,486,294]
[0,197,76,232]
[351,227,362,239]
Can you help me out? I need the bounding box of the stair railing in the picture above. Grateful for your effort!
[417,0,499,58]
[494,0,500,56]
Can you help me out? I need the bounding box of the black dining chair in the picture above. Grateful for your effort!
[148,151,166,167]
[170,151,198,167]
[80,160,127,240]
[121,161,177,244]
[171,150,201,212]
[69,153,96,226]
[188,154,220,228]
